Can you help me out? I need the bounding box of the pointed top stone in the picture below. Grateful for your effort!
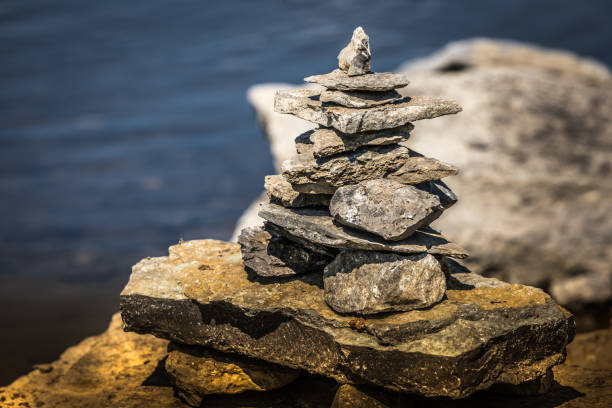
[338,26,371,76]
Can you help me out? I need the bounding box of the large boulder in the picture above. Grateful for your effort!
[241,38,612,325]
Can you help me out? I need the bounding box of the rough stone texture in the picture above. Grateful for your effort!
[165,343,299,407]
[324,251,446,315]
[330,179,445,240]
[295,124,413,158]
[337,26,371,76]
[282,144,458,194]
[331,384,393,408]
[264,174,331,207]
[120,239,574,398]
[3,310,609,407]
[320,89,406,108]
[304,69,410,91]
[259,203,469,258]
[417,179,458,209]
[274,89,461,133]
[0,313,185,408]
[243,39,612,320]
[238,225,335,277]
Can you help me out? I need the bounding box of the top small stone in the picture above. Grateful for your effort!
[337,26,371,76]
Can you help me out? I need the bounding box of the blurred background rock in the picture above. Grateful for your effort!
[0,0,610,386]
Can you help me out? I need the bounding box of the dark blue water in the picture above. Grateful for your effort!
[0,0,611,384]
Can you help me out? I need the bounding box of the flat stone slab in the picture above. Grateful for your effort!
[274,89,461,133]
[324,251,446,315]
[330,179,445,241]
[264,174,331,207]
[320,89,406,108]
[304,69,410,91]
[258,202,469,258]
[295,124,413,158]
[120,239,574,398]
[238,225,336,277]
[282,144,458,194]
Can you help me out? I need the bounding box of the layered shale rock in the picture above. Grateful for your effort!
[264,174,331,207]
[295,124,413,158]
[238,225,335,277]
[165,343,299,407]
[258,203,469,258]
[319,89,406,107]
[120,239,574,398]
[274,89,461,133]
[337,26,371,76]
[323,251,446,314]
[304,70,410,91]
[330,179,445,240]
[281,145,457,194]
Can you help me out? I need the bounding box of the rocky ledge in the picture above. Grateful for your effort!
[120,239,574,399]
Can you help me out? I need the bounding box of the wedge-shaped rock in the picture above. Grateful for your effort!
[330,179,445,241]
[258,203,468,258]
[282,145,458,194]
[337,26,371,76]
[417,179,457,209]
[238,225,335,277]
[304,69,410,91]
[264,174,331,207]
[275,89,461,133]
[120,239,574,398]
[320,89,406,108]
[165,343,299,407]
[324,251,446,314]
[295,124,413,158]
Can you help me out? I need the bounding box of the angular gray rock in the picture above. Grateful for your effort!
[330,179,445,241]
[417,180,458,209]
[281,144,458,194]
[295,125,412,158]
[320,89,406,108]
[275,89,461,133]
[324,251,446,314]
[264,174,331,207]
[120,239,574,398]
[238,225,335,277]
[337,26,371,76]
[304,69,410,91]
[258,202,469,258]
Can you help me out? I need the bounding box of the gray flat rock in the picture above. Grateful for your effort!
[324,251,446,314]
[275,89,461,133]
[120,239,574,398]
[320,89,406,108]
[330,179,445,241]
[337,26,371,76]
[238,225,335,277]
[304,69,410,91]
[295,124,413,158]
[264,174,331,207]
[258,202,469,258]
[281,144,458,194]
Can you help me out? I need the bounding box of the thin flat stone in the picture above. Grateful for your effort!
[304,69,410,91]
[275,89,461,133]
[281,145,458,194]
[295,124,413,158]
[416,179,457,209]
[258,202,469,258]
[238,226,336,278]
[264,174,331,207]
[120,239,574,398]
[323,251,446,314]
[320,89,406,108]
[330,179,445,241]
[337,26,371,76]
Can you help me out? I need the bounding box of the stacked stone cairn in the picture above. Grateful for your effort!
[120,27,575,407]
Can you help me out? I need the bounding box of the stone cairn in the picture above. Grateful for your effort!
[120,27,575,407]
